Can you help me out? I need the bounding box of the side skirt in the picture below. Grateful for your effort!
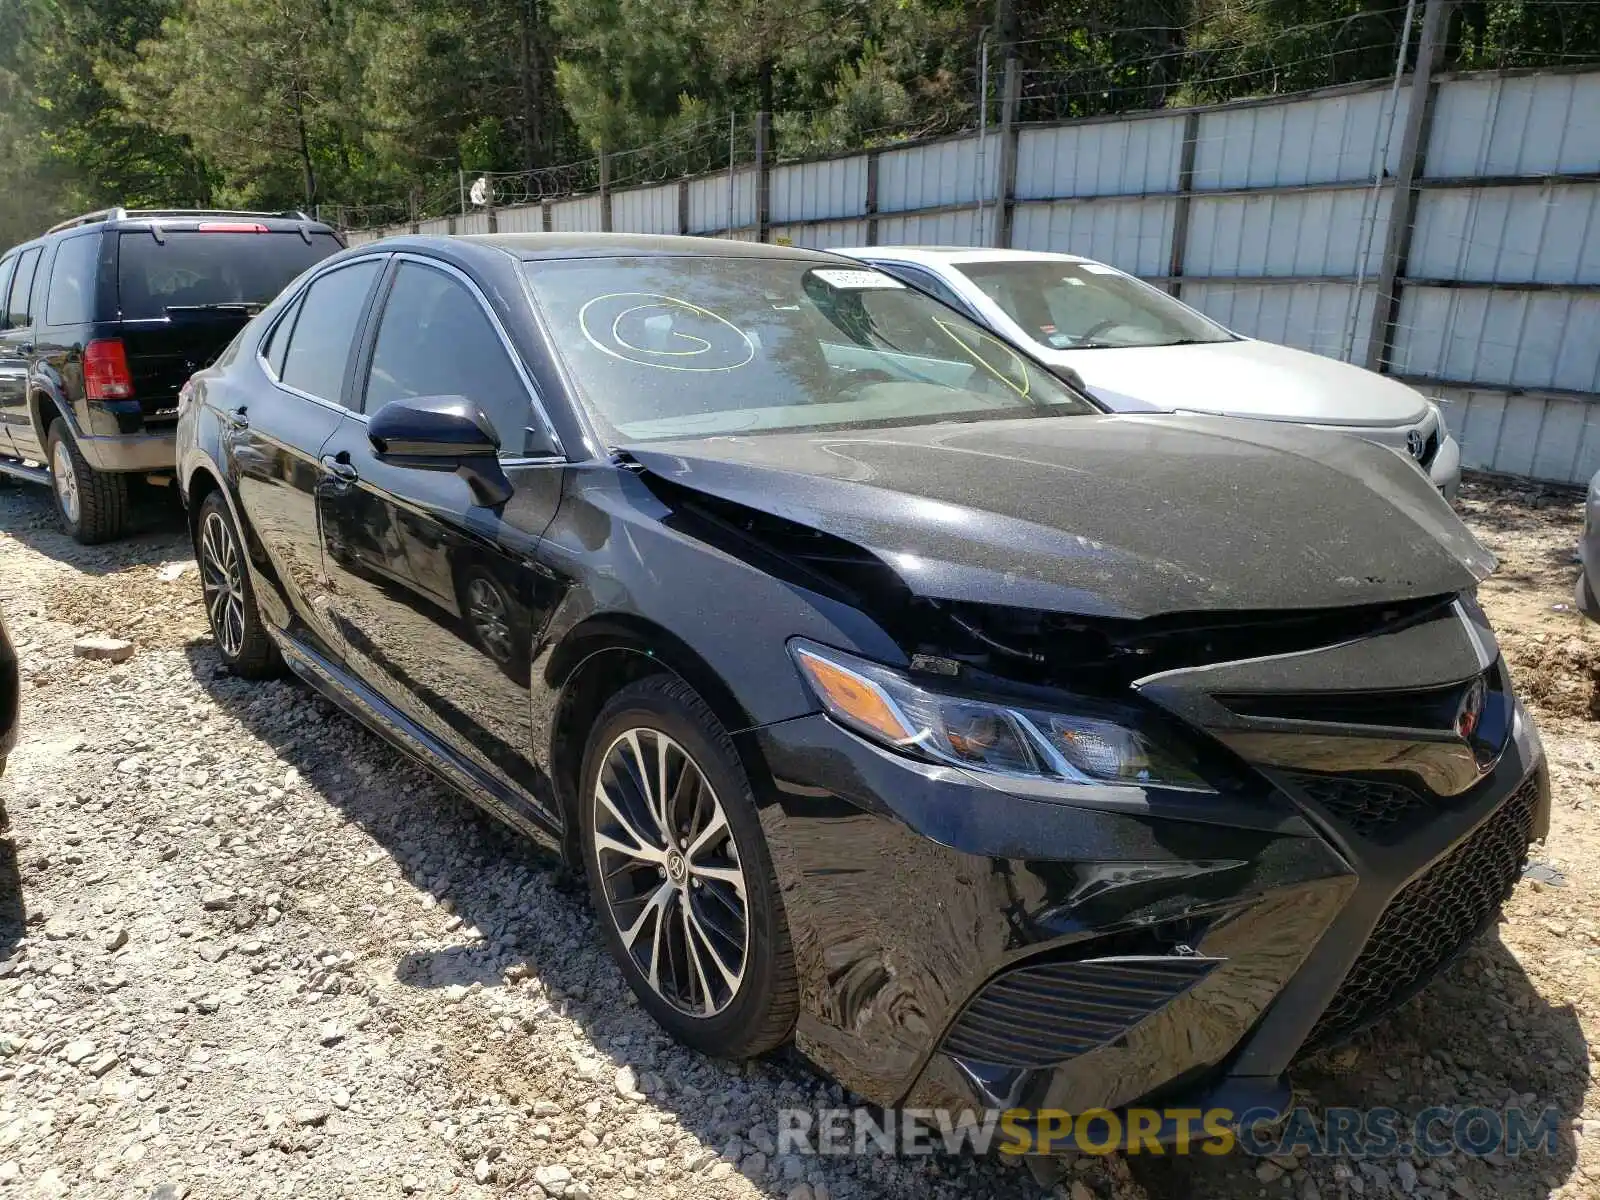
[271,632,563,854]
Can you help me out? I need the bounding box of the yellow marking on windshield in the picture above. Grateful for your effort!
[577,292,756,373]
[931,317,1030,400]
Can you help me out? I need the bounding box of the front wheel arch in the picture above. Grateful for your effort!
[547,621,764,866]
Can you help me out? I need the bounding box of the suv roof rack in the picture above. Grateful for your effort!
[44,207,315,235]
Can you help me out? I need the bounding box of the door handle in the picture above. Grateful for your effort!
[320,453,358,483]
[223,406,249,429]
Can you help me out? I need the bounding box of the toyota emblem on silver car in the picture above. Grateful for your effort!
[1407,430,1426,459]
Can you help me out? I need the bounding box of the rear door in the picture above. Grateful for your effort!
[24,233,101,463]
[117,226,342,430]
[317,254,567,829]
[0,247,42,458]
[228,256,386,662]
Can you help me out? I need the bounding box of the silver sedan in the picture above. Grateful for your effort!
[839,246,1462,500]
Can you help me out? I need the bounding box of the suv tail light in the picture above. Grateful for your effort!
[197,222,269,233]
[84,339,135,400]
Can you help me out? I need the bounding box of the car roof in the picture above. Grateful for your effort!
[376,232,855,264]
[833,245,1099,267]
[4,209,338,257]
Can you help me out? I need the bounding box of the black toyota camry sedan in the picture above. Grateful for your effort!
[176,233,1548,1142]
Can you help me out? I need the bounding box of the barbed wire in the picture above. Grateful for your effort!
[329,3,1599,233]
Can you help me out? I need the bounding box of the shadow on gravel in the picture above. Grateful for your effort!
[0,481,188,575]
[1130,929,1588,1200]
[182,641,840,1200]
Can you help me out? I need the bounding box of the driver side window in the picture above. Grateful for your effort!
[363,261,546,459]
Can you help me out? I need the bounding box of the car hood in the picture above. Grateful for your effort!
[621,414,1493,620]
[1035,338,1431,427]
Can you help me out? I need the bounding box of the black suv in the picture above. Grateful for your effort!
[0,208,343,542]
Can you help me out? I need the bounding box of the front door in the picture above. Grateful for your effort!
[317,255,567,833]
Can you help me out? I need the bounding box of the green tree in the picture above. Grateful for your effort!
[112,0,369,209]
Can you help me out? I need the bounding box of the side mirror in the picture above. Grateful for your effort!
[368,394,499,458]
[367,395,513,507]
[1049,364,1089,393]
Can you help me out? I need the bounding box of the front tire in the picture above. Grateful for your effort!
[579,674,798,1058]
[47,419,127,544]
[195,490,282,678]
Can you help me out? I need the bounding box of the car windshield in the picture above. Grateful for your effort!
[522,255,1095,442]
[117,230,342,320]
[953,259,1235,350]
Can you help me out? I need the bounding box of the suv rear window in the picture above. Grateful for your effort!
[117,230,341,321]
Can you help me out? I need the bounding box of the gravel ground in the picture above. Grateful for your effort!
[0,474,1597,1200]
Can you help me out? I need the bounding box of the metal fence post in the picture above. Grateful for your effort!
[678,179,691,236]
[865,150,881,247]
[726,111,737,236]
[993,55,1021,248]
[1165,109,1201,296]
[756,111,773,243]
[1364,0,1453,373]
[599,150,613,232]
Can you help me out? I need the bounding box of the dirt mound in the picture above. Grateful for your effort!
[1503,629,1600,720]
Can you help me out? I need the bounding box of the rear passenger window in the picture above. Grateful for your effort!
[6,248,41,329]
[0,259,16,327]
[279,261,382,404]
[364,261,541,457]
[46,235,99,326]
[261,295,301,379]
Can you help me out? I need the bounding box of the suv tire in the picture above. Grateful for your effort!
[47,419,127,544]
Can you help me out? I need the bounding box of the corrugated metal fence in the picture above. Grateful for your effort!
[347,64,1600,486]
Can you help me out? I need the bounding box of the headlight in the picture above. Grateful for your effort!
[790,640,1211,790]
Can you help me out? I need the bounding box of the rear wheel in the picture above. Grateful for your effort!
[579,674,797,1058]
[195,490,282,678]
[47,419,127,544]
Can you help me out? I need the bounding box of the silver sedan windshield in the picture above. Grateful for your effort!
[955,259,1235,350]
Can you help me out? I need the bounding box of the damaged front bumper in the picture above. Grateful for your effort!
[744,599,1548,1141]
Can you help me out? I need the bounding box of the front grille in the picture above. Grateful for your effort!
[1289,774,1436,840]
[1304,775,1537,1050]
[942,957,1217,1068]
[1218,673,1488,731]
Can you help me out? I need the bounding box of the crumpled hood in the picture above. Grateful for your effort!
[623,413,1494,619]
[1037,338,1432,427]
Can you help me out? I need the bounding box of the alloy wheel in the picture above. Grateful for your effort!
[466,577,513,663]
[200,510,247,658]
[51,440,80,526]
[592,728,750,1017]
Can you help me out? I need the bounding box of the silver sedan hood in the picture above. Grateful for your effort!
[1037,338,1431,428]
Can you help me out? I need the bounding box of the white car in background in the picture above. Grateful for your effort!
[837,246,1461,499]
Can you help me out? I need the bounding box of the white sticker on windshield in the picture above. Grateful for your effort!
[811,269,906,290]
[1078,263,1121,275]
